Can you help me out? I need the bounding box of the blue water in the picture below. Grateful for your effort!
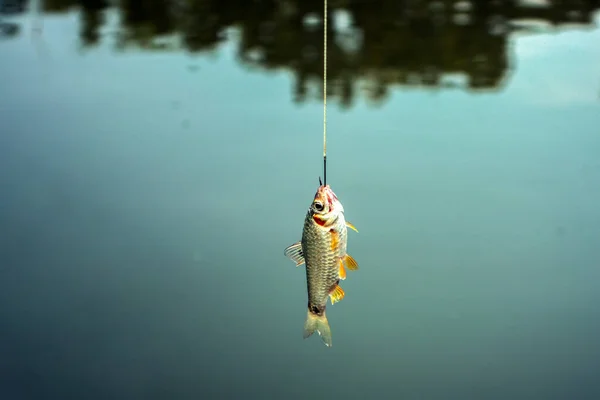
[1,3,600,399]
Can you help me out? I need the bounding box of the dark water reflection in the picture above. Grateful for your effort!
[2,1,600,399]
[3,0,600,105]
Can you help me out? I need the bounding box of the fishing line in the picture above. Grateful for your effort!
[322,0,328,186]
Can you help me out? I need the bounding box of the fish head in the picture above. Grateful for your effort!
[310,185,344,223]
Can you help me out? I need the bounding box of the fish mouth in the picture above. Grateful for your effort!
[317,185,338,202]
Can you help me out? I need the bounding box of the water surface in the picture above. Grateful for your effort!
[1,1,600,399]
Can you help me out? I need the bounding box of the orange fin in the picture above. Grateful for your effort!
[343,254,359,271]
[284,241,304,266]
[330,230,339,252]
[329,284,345,305]
[338,259,347,280]
[346,221,359,233]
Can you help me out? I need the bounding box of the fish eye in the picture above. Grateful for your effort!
[313,201,324,212]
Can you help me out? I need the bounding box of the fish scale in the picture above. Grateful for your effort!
[302,210,347,313]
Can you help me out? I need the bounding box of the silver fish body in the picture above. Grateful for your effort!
[301,203,347,315]
[284,184,359,347]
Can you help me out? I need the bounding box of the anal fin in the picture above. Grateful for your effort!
[343,254,359,271]
[284,241,304,266]
[329,284,345,305]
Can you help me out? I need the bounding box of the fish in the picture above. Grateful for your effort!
[284,183,359,347]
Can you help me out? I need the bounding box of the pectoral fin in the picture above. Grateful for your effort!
[346,221,359,233]
[329,284,345,305]
[330,230,339,251]
[343,254,359,271]
[338,259,347,280]
[284,241,304,266]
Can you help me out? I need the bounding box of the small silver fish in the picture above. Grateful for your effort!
[284,184,359,347]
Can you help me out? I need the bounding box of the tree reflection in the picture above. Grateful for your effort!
[5,0,600,105]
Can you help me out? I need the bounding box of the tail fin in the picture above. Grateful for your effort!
[303,310,332,347]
